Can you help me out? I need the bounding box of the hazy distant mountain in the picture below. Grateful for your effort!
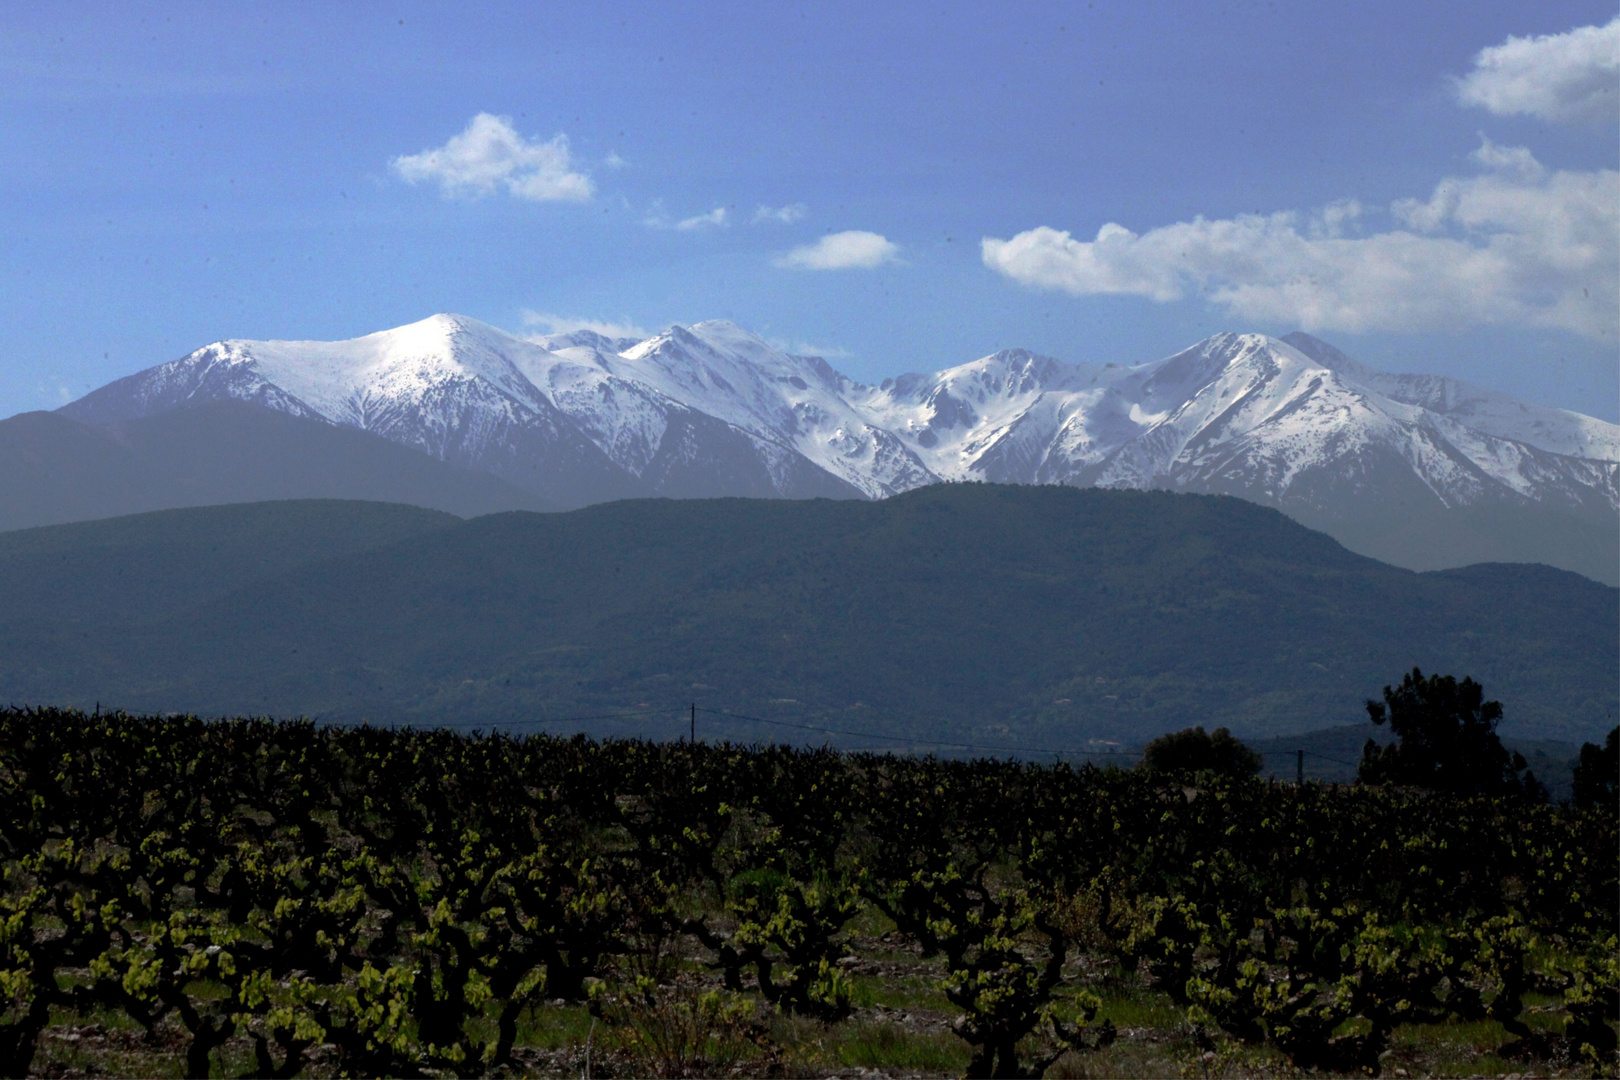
[57,314,1618,581]
[0,486,1611,744]
[857,330,1617,581]
[0,402,549,530]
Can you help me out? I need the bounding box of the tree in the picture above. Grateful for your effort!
[1140,726,1261,780]
[1571,726,1617,812]
[1358,668,1546,800]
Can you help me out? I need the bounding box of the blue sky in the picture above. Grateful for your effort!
[2,2,1616,419]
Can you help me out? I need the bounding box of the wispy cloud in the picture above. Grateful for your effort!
[38,377,76,405]
[765,336,853,359]
[753,203,808,224]
[1455,17,1620,125]
[641,201,730,230]
[391,113,593,202]
[774,230,901,270]
[521,311,650,342]
[675,207,728,230]
[982,142,1618,339]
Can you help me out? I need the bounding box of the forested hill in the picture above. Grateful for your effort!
[0,485,1612,744]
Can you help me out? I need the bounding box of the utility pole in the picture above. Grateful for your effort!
[1297,749,1304,785]
[691,703,696,744]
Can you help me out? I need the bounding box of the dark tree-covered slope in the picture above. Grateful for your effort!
[0,499,461,626]
[0,485,1611,743]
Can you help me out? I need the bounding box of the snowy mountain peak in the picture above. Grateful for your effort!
[686,319,765,350]
[383,310,480,340]
[621,323,699,360]
[951,348,1082,396]
[521,327,640,354]
[213,312,553,428]
[1136,332,1277,398]
[303,312,511,360]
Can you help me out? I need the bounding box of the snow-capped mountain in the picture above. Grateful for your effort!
[59,314,1620,582]
[522,321,929,498]
[61,315,647,509]
[864,330,1617,515]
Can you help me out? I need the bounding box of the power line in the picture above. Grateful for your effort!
[421,710,684,731]
[1262,748,1363,774]
[423,707,1352,768]
[409,705,1136,758]
[367,707,1133,759]
[1302,750,1362,769]
[694,706,1139,759]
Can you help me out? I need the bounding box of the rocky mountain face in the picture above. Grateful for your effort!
[57,314,1620,582]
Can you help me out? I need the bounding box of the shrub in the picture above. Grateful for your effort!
[1140,727,1260,780]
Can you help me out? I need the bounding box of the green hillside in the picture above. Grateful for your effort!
[0,499,460,625]
[0,485,1612,744]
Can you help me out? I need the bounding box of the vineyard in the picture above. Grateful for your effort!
[1,708,1615,1078]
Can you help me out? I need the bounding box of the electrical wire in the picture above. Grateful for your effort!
[411,710,684,731]
[695,706,1139,758]
[1301,750,1363,769]
[420,706,1361,767]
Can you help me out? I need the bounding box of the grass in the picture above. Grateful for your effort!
[849,969,952,1012]
[516,1000,599,1050]
[1091,983,1186,1032]
[834,1019,970,1075]
[23,957,1617,1078]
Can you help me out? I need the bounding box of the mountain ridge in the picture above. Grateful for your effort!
[53,314,1620,583]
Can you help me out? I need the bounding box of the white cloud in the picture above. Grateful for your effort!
[675,207,728,230]
[753,203,808,224]
[765,336,854,359]
[604,151,628,169]
[775,230,901,270]
[982,144,1618,340]
[1455,17,1620,125]
[39,378,75,405]
[520,311,650,341]
[391,113,593,202]
[640,200,670,228]
[640,201,730,230]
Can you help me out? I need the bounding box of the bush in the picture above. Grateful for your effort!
[594,979,775,1079]
[1140,726,1261,780]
